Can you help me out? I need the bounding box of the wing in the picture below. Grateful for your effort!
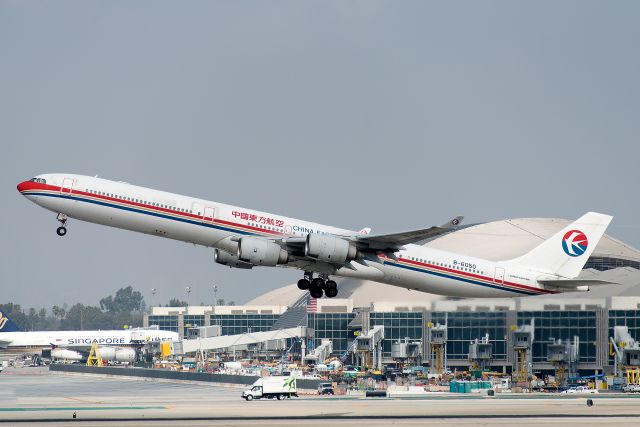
[354,216,464,251]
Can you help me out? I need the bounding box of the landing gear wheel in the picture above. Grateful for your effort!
[325,285,338,298]
[310,287,324,299]
[56,213,68,236]
[311,278,325,289]
[297,279,310,290]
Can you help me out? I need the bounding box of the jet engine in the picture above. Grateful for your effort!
[50,348,83,361]
[214,249,254,269]
[99,346,136,363]
[237,237,289,266]
[305,234,358,264]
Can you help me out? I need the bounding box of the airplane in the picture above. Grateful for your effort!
[17,174,614,299]
[0,309,177,362]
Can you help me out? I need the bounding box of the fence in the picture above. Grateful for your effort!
[49,364,322,390]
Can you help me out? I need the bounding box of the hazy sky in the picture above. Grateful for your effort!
[2,1,639,309]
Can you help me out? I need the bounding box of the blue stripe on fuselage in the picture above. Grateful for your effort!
[23,192,256,236]
[385,260,538,296]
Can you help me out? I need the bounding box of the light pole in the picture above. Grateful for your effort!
[151,288,157,311]
[213,284,219,306]
[185,286,192,306]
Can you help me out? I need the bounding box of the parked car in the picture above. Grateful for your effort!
[318,382,335,395]
[561,386,598,394]
[622,383,640,393]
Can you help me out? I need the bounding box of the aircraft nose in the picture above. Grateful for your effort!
[17,181,29,193]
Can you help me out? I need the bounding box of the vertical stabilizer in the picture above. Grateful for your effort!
[508,212,613,278]
[0,310,20,332]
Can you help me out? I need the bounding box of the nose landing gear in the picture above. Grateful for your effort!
[56,213,68,237]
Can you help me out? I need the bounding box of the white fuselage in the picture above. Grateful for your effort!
[0,329,177,349]
[17,174,554,297]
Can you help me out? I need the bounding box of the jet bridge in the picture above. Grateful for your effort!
[547,336,579,387]
[303,339,333,366]
[174,326,308,355]
[468,334,493,372]
[610,326,640,385]
[354,325,384,371]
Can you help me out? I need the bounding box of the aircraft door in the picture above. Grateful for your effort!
[61,178,74,194]
[494,267,505,284]
[203,207,216,223]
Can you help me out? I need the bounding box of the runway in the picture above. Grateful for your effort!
[2,367,640,426]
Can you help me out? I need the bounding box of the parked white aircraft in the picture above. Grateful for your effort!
[0,310,177,362]
[17,174,613,298]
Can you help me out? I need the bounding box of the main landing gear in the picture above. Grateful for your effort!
[297,272,338,299]
[56,213,68,237]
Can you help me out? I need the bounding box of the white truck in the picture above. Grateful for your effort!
[242,376,298,401]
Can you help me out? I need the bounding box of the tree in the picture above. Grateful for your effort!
[167,298,188,307]
[100,286,144,313]
[61,304,110,330]
[28,308,38,331]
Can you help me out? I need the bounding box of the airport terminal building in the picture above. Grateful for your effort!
[145,218,640,376]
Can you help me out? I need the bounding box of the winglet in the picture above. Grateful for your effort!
[441,216,463,229]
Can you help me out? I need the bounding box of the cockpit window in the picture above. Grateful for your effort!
[29,178,46,184]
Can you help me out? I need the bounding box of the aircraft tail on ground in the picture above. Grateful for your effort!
[508,212,613,279]
[0,310,20,332]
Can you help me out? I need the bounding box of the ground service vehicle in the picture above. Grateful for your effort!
[242,376,297,401]
[317,382,334,395]
[561,386,598,394]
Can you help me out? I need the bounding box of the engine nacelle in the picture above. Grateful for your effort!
[51,349,83,361]
[99,346,136,363]
[305,234,358,264]
[237,237,289,266]
[214,249,254,269]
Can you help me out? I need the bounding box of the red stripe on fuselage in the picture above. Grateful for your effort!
[399,257,555,294]
[19,181,282,236]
